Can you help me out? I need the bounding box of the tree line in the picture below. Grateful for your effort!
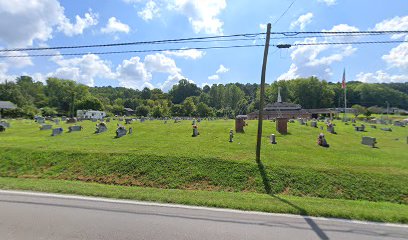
[0,75,407,118]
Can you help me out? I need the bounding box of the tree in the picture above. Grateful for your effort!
[76,96,104,111]
[196,102,211,117]
[41,107,58,116]
[135,105,150,117]
[170,104,183,116]
[351,104,367,117]
[152,106,164,118]
[169,79,201,104]
[141,87,152,100]
[183,97,196,116]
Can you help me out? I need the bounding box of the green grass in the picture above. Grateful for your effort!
[0,177,407,223]
[0,118,407,219]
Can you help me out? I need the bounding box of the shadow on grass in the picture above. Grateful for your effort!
[256,159,330,240]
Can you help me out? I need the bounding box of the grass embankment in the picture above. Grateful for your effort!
[0,118,407,222]
[1,177,407,223]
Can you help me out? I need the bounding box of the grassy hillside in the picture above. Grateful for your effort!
[0,118,407,204]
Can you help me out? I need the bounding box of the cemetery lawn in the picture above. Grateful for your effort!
[0,119,407,222]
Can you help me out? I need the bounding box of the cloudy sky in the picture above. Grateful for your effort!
[0,0,407,91]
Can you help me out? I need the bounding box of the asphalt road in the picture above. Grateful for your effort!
[0,190,407,240]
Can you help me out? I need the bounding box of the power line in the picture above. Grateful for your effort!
[0,30,407,53]
[1,39,406,58]
[271,0,297,27]
[0,44,265,58]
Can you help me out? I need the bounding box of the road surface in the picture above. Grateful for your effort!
[0,190,407,240]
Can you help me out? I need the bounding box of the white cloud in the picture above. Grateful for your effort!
[58,10,98,37]
[0,0,64,47]
[47,54,115,86]
[138,0,160,21]
[355,71,408,83]
[373,16,408,39]
[216,64,229,74]
[116,57,153,89]
[317,0,336,6]
[101,17,130,34]
[171,0,227,34]
[164,49,205,59]
[144,53,181,76]
[259,23,267,31]
[382,41,408,70]
[278,24,359,80]
[208,74,219,80]
[290,12,313,30]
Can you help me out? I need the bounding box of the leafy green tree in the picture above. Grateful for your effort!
[170,104,183,116]
[141,87,152,100]
[351,104,367,117]
[76,96,104,111]
[183,97,196,116]
[196,102,211,117]
[169,79,201,104]
[135,105,150,117]
[41,107,58,116]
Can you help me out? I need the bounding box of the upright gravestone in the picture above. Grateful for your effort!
[61,116,67,121]
[66,118,77,124]
[128,127,133,134]
[116,126,127,138]
[0,121,10,128]
[105,117,111,123]
[54,119,60,125]
[125,119,132,124]
[37,117,45,124]
[229,130,234,142]
[270,134,277,144]
[276,117,288,134]
[317,133,329,147]
[95,122,107,133]
[40,124,52,130]
[361,136,376,148]
[51,128,63,136]
[192,125,199,137]
[311,121,317,128]
[68,125,82,132]
[235,115,247,133]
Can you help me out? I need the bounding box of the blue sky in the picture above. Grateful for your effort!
[0,0,407,91]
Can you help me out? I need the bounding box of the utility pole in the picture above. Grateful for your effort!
[386,101,389,119]
[255,23,271,164]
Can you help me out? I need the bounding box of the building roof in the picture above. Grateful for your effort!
[124,108,134,111]
[0,101,17,109]
[264,102,302,111]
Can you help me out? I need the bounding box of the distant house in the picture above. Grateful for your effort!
[124,108,135,116]
[0,101,17,118]
[77,110,106,120]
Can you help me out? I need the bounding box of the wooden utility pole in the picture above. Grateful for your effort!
[255,23,271,163]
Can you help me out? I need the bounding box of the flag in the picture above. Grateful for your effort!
[341,69,346,89]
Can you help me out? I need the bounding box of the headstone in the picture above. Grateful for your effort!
[116,125,127,138]
[51,128,63,136]
[0,125,5,132]
[351,119,356,123]
[192,119,196,125]
[235,115,247,133]
[370,125,377,129]
[118,118,124,122]
[381,127,392,132]
[68,125,82,132]
[229,130,234,142]
[276,118,288,134]
[91,118,97,122]
[320,126,324,130]
[361,136,376,148]
[270,134,277,144]
[37,117,45,124]
[128,127,133,134]
[106,117,111,123]
[140,118,145,123]
[326,123,336,134]
[61,116,67,121]
[355,124,365,132]
[125,119,132,124]
[95,122,107,133]
[40,124,52,130]
[192,125,199,137]
[311,121,317,128]
[54,119,60,125]
[394,121,405,127]
[66,118,77,124]
[0,121,10,128]
[317,133,329,147]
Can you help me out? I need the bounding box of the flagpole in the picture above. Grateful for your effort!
[344,85,347,120]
